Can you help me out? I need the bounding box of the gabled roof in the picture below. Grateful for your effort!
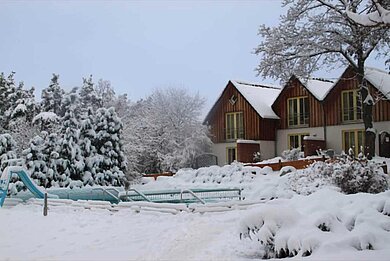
[272,76,335,108]
[231,80,281,119]
[365,67,390,100]
[203,80,281,123]
[323,66,390,100]
[297,78,335,101]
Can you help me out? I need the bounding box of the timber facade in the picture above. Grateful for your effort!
[205,67,390,166]
[206,81,277,143]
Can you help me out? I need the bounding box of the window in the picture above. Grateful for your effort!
[288,133,309,151]
[288,97,309,127]
[226,147,237,164]
[225,112,244,140]
[343,129,365,156]
[342,90,362,122]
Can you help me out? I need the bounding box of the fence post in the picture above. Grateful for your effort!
[278,159,282,171]
[43,193,48,216]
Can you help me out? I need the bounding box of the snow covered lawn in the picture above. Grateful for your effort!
[1,162,390,260]
[0,203,246,260]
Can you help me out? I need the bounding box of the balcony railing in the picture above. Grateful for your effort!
[288,112,309,127]
[224,128,244,141]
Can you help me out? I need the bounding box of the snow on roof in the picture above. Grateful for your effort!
[298,78,335,101]
[365,67,390,100]
[231,80,281,119]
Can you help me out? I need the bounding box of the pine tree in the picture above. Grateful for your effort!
[41,74,65,116]
[0,72,17,130]
[94,107,127,186]
[42,132,62,187]
[23,135,48,187]
[79,75,102,113]
[79,108,97,185]
[57,90,84,183]
[8,82,40,154]
[0,134,17,171]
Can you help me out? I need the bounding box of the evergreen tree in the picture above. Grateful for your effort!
[8,82,40,154]
[24,135,48,187]
[42,132,63,187]
[57,90,84,183]
[79,75,102,113]
[0,134,17,171]
[41,74,65,116]
[0,72,17,129]
[94,107,127,186]
[79,108,97,185]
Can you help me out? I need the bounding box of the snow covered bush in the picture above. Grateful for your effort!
[239,189,390,259]
[287,161,336,195]
[140,162,263,194]
[281,148,301,161]
[287,158,389,195]
[239,206,314,259]
[332,159,389,194]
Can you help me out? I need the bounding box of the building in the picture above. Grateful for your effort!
[204,67,390,166]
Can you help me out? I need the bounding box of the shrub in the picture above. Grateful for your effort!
[281,148,301,161]
[332,159,389,194]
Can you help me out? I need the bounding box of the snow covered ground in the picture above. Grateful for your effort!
[1,162,390,260]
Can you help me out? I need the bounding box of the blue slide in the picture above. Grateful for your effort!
[0,166,58,207]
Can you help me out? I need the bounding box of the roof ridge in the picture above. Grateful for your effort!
[232,80,281,90]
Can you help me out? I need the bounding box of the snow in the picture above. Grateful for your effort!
[1,161,390,260]
[365,67,390,100]
[11,104,27,117]
[298,78,334,101]
[346,4,390,26]
[237,139,260,144]
[32,111,58,122]
[231,80,281,119]
[303,135,324,141]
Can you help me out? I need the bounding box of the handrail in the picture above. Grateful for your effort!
[180,189,206,205]
[105,187,120,196]
[91,188,120,203]
[125,188,152,202]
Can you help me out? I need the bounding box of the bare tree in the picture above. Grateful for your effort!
[255,0,390,159]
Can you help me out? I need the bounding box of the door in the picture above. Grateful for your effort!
[379,131,390,158]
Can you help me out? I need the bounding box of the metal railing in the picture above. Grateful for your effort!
[180,189,206,204]
[119,188,242,204]
[121,188,152,202]
[91,188,120,203]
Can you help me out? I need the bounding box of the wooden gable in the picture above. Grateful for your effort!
[204,81,277,143]
[272,76,324,129]
[323,67,390,126]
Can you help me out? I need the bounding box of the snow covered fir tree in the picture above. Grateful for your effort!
[0,72,211,190]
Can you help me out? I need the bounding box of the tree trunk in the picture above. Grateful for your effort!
[357,65,375,160]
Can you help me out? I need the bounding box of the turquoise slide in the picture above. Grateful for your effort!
[0,166,58,207]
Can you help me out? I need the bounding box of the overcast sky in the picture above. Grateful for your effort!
[0,0,385,117]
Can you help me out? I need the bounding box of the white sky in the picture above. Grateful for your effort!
[0,0,386,117]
